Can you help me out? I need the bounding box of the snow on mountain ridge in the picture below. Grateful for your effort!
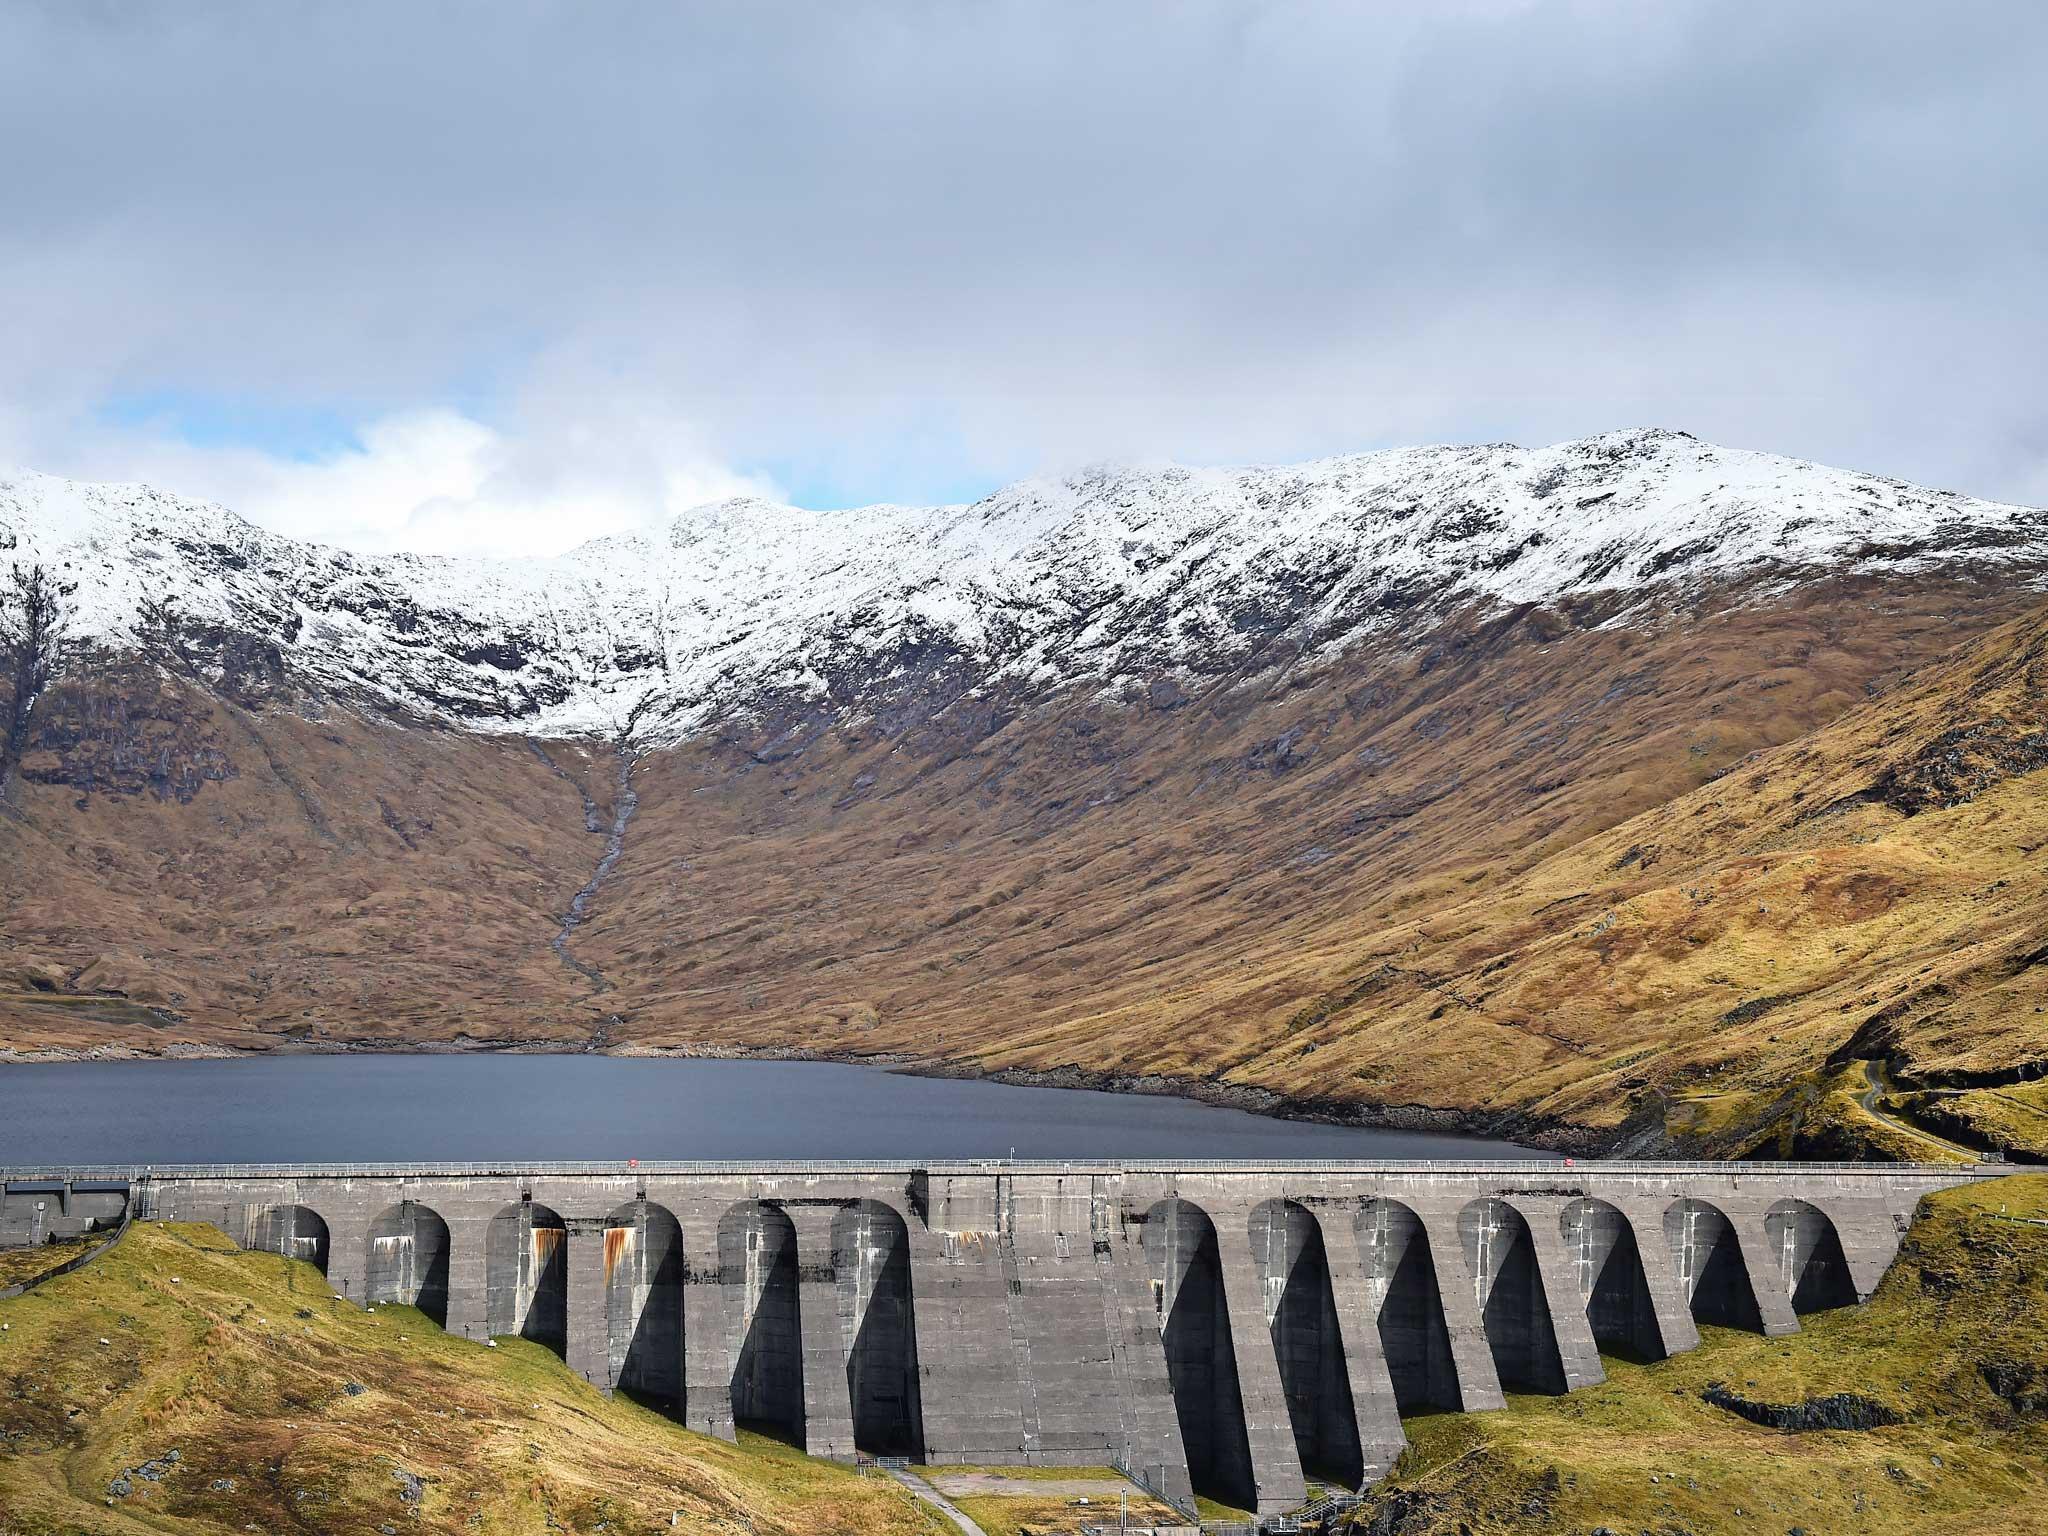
[3,430,2044,743]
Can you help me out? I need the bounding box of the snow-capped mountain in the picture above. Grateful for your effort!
[4,428,2045,744]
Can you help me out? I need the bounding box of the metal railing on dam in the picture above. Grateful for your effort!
[1,1158,2006,1517]
[0,1156,2003,1178]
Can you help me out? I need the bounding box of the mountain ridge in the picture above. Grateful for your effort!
[8,427,2044,746]
[3,431,2045,1158]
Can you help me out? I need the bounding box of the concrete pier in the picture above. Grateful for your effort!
[1,1159,1996,1514]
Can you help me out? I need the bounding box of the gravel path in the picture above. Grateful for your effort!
[886,1467,990,1536]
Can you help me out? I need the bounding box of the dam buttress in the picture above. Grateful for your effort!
[1,1159,1997,1516]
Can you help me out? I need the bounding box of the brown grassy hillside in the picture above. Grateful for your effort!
[2,577,2043,1156]
[577,580,2046,1153]
[0,661,617,1053]
[1163,594,2048,1154]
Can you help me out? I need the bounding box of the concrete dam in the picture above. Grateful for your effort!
[0,1159,1998,1517]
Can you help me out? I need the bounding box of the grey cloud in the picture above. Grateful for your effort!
[2,0,2045,533]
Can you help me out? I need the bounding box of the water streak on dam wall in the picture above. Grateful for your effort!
[1,1160,1997,1515]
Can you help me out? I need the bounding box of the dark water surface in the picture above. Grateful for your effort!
[0,1055,1547,1164]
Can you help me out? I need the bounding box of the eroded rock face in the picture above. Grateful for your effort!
[18,655,237,803]
[1980,1360,2048,1418]
[1858,718,2048,815]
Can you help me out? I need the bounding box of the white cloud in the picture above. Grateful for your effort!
[29,398,779,560]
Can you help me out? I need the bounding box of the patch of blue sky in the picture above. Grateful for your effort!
[92,339,526,466]
[752,453,1008,512]
[96,389,369,463]
[746,412,1033,512]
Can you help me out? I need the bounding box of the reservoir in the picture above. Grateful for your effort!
[0,1054,1547,1164]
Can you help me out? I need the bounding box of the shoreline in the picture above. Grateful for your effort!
[891,1057,1610,1156]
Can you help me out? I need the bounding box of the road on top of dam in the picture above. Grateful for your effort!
[0,1054,1549,1164]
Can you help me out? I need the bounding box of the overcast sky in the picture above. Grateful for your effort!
[3,2,2044,557]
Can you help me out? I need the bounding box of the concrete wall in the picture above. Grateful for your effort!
[0,1181,128,1246]
[2,1160,1999,1514]
[366,1200,451,1322]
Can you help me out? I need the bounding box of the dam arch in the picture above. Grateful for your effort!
[1460,1198,1566,1394]
[366,1202,451,1325]
[1559,1197,1659,1359]
[486,1201,567,1354]
[834,1200,923,1456]
[1765,1198,1856,1312]
[720,1202,802,1442]
[247,1204,330,1274]
[605,1200,684,1405]
[1357,1197,1458,1412]
[1664,1198,1763,1331]
[1141,1197,1256,1511]
[1250,1198,1361,1487]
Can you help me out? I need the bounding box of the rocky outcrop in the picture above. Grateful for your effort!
[20,655,236,803]
[1700,1384,1902,1432]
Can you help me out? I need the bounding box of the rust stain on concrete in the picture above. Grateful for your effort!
[604,1225,635,1282]
[531,1227,564,1266]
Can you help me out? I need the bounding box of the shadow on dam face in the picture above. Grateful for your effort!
[1560,1196,1660,1361]
[247,1203,330,1274]
[1461,1198,1566,1394]
[367,1201,451,1326]
[1143,1197,1257,1512]
[836,1199,924,1457]
[1250,1198,1361,1489]
[721,1202,802,1444]
[1766,1197,1857,1312]
[1358,1197,1459,1413]
[1666,1198,1764,1332]
[487,1201,567,1354]
[605,1200,684,1406]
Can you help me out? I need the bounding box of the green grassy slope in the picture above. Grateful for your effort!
[0,1222,943,1536]
[1345,1175,2048,1535]
[0,1235,100,1292]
